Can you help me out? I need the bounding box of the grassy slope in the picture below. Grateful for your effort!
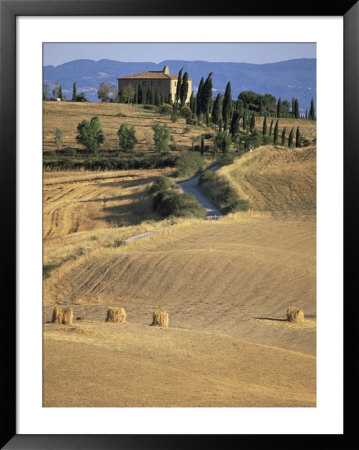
[215,145,316,212]
[44,321,315,407]
[43,101,209,152]
[43,104,317,408]
[44,213,316,356]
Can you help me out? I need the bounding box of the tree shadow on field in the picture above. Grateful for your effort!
[254,316,288,322]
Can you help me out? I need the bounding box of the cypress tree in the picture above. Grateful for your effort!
[58,85,63,100]
[134,85,138,104]
[269,119,274,136]
[175,67,183,109]
[189,91,195,113]
[288,127,294,148]
[180,72,189,107]
[259,96,263,116]
[277,97,281,118]
[222,82,232,130]
[230,110,240,136]
[291,98,295,117]
[242,110,247,130]
[281,127,286,145]
[196,77,204,120]
[72,82,77,102]
[273,120,279,144]
[202,72,213,124]
[154,89,161,106]
[200,137,205,155]
[294,99,299,119]
[296,127,301,147]
[250,114,256,133]
[309,98,315,120]
[138,84,143,104]
[263,116,267,135]
[212,93,222,126]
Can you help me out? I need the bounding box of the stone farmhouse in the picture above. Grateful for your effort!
[117,65,192,104]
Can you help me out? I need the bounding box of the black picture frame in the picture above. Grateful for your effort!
[1,1,357,448]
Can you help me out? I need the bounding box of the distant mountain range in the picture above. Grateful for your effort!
[43,58,316,113]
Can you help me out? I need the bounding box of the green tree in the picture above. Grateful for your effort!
[72,82,77,102]
[97,82,116,102]
[54,128,63,149]
[76,116,105,153]
[152,123,171,152]
[309,98,315,120]
[273,120,279,144]
[296,127,301,147]
[212,94,222,127]
[230,110,240,137]
[117,124,137,152]
[76,92,88,102]
[281,127,286,145]
[122,85,135,104]
[259,96,263,116]
[222,82,232,130]
[154,89,161,107]
[189,91,196,114]
[214,130,232,153]
[269,119,274,136]
[249,114,256,133]
[294,99,299,119]
[180,72,189,107]
[288,127,294,148]
[196,77,204,120]
[242,110,247,130]
[201,72,213,124]
[200,137,205,155]
[52,82,62,100]
[262,116,267,135]
[175,67,183,110]
[43,83,49,101]
[277,97,281,118]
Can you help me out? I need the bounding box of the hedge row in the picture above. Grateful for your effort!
[43,154,178,171]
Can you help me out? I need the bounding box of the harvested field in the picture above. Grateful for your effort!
[43,168,173,239]
[44,212,316,356]
[43,101,213,153]
[43,321,316,407]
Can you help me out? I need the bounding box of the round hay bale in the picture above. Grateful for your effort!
[52,306,73,325]
[287,306,305,323]
[151,311,169,328]
[106,307,126,323]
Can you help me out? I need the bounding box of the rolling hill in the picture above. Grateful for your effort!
[43,58,316,113]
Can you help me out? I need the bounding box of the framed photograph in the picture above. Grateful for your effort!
[1,0,357,448]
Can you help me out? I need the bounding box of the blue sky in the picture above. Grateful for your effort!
[43,43,316,66]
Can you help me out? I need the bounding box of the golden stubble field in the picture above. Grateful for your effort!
[43,101,316,153]
[43,112,316,407]
[218,145,316,211]
[43,101,210,152]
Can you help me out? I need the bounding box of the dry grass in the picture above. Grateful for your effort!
[287,306,305,323]
[43,321,316,407]
[52,306,73,325]
[151,311,169,327]
[218,145,316,211]
[106,307,126,323]
[44,212,316,355]
[43,168,175,239]
[43,102,212,153]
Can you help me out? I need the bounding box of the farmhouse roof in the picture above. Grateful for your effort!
[117,65,191,81]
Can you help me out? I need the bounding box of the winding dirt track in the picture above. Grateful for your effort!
[178,164,222,217]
